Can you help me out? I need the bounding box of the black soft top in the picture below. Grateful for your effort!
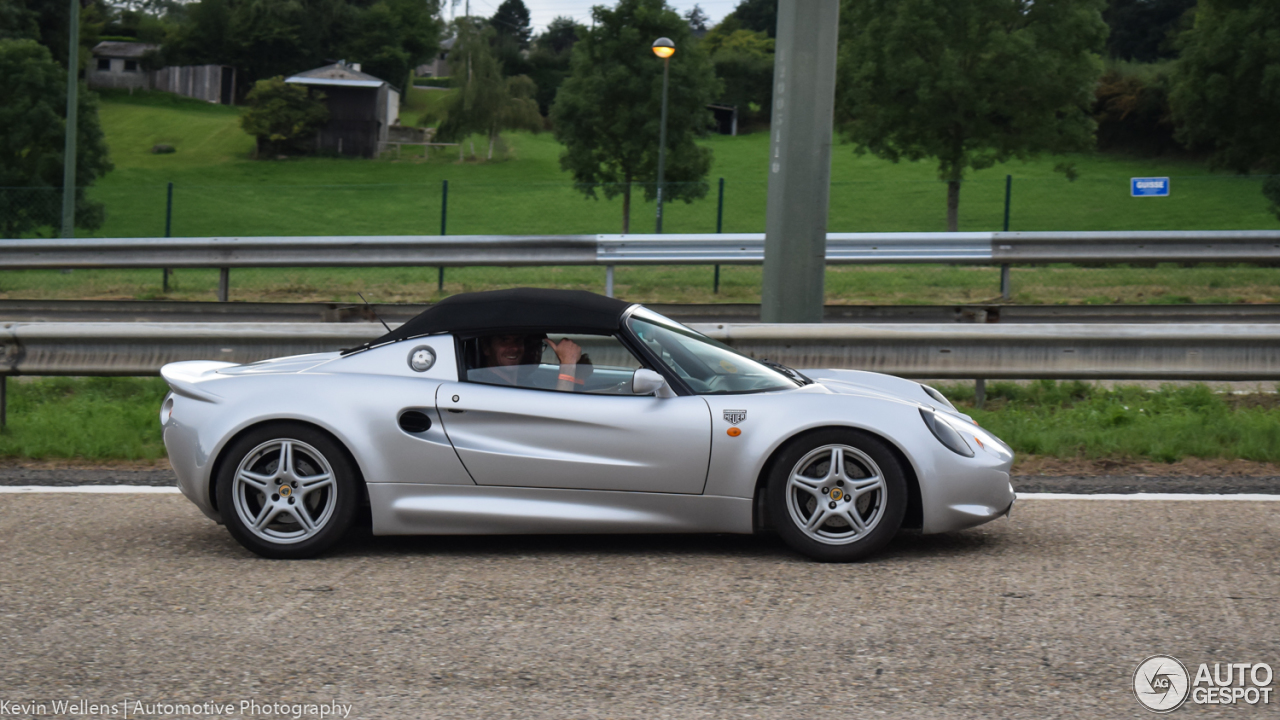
[366,288,634,347]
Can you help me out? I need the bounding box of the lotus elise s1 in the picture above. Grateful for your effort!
[161,288,1014,561]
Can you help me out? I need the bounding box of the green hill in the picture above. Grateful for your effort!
[0,88,1265,305]
[89,88,1278,240]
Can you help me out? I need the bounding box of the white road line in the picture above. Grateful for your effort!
[1018,492,1280,501]
[0,485,181,494]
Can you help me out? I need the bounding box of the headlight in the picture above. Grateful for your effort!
[920,408,973,457]
[920,383,956,411]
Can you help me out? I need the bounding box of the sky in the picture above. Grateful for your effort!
[448,0,741,34]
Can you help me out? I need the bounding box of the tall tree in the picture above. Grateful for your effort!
[0,38,112,238]
[701,23,773,127]
[489,0,531,76]
[1104,0,1196,61]
[489,0,531,47]
[551,0,720,233]
[1170,0,1280,219]
[438,20,541,158]
[836,0,1107,231]
[684,4,708,35]
[527,16,584,115]
[726,0,775,38]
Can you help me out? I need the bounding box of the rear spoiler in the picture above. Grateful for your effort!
[160,361,235,402]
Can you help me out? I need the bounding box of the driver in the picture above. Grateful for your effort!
[479,333,590,392]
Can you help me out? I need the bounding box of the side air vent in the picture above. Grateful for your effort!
[398,411,433,433]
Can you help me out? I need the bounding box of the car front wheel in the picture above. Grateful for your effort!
[215,424,358,559]
[767,429,907,562]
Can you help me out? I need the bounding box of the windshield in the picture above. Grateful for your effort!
[627,308,798,395]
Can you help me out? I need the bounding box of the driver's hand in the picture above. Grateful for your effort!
[545,337,582,366]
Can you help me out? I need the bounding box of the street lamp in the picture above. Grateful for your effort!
[652,37,674,233]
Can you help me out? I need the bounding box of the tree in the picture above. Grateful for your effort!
[700,24,773,128]
[490,0,531,47]
[726,0,775,38]
[239,77,329,157]
[166,0,442,92]
[835,0,1107,231]
[438,21,541,159]
[489,0,532,76]
[551,0,720,233]
[1170,0,1280,219]
[1093,62,1179,156]
[1104,0,1196,61]
[526,16,583,114]
[684,4,709,35]
[0,38,112,238]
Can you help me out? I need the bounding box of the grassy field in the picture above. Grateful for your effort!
[2,377,1275,464]
[83,89,1279,238]
[1,88,1275,304]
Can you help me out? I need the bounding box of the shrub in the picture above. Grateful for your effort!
[1093,61,1181,156]
[239,77,330,158]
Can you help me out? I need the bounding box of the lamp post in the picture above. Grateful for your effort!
[652,37,674,234]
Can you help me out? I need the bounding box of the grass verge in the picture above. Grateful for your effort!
[0,377,1274,466]
[0,378,169,461]
[939,380,1280,464]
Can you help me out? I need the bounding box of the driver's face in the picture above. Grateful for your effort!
[483,334,527,366]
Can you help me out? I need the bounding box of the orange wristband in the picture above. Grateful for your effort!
[558,373,584,385]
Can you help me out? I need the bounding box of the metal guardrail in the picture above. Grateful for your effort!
[1,231,1277,268]
[2,322,1277,381]
[5,299,1280,325]
[596,233,997,263]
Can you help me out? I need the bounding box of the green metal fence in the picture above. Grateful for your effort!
[2,174,1277,305]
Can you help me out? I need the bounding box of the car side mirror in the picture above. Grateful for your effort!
[632,368,675,397]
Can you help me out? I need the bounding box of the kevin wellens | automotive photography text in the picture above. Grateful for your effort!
[0,698,354,718]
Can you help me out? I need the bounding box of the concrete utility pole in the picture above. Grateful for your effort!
[61,0,80,239]
[760,0,839,323]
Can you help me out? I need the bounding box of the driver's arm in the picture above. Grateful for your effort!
[545,338,584,392]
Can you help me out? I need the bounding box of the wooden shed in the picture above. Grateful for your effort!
[286,62,401,158]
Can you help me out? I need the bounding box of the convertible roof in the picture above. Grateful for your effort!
[368,288,634,345]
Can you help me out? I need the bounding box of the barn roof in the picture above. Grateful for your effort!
[286,63,388,89]
[92,41,159,59]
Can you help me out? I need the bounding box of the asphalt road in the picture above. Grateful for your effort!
[1,493,1277,719]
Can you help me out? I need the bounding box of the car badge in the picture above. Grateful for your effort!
[279,486,292,497]
[723,410,747,425]
[830,488,843,501]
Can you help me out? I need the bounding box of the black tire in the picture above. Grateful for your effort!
[215,422,359,559]
[766,428,907,562]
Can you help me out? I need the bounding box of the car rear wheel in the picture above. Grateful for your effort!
[216,423,358,559]
[767,429,907,562]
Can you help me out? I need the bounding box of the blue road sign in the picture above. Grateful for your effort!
[1131,177,1170,197]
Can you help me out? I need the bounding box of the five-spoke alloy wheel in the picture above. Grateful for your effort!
[767,429,906,562]
[216,423,358,559]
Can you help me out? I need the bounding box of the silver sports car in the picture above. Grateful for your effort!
[162,288,1014,562]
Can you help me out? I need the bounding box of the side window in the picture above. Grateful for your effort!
[462,332,644,394]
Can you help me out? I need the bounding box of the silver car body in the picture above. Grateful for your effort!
[162,308,1015,539]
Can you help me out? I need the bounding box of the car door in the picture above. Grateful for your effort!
[434,333,712,494]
